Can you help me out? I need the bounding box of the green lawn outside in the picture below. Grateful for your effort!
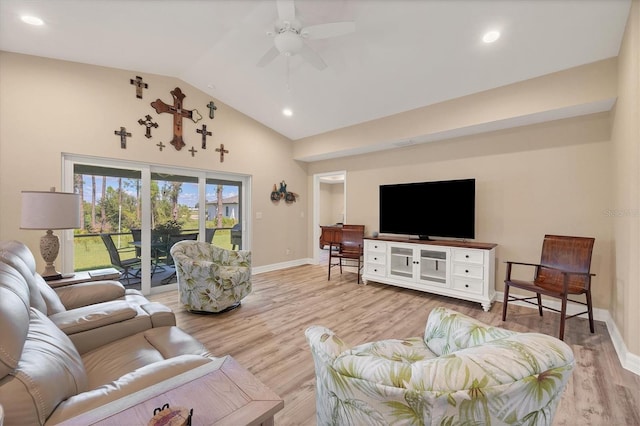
[74,230,234,271]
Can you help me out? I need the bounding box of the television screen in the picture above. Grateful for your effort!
[379,178,475,240]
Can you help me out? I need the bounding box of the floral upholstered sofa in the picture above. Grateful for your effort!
[306,307,575,425]
[170,240,252,313]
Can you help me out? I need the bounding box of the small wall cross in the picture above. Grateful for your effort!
[157,141,166,151]
[189,146,198,157]
[196,124,212,149]
[114,127,132,149]
[130,76,148,99]
[215,144,229,162]
[207,101,217,119]
[138,115,158,139]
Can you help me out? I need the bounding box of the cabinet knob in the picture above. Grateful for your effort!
[374,257,377,260]
[374,269,378,272]
[465,255,469,258]
[465,284,469,288]
[465,269,469,273]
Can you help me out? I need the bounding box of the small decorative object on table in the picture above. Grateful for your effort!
[148,403,192,426]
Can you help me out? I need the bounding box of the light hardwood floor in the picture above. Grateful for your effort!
[150,262,640,425]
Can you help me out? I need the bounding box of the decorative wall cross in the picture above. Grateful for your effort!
[151,87,202,151]
[114,127,131,149]
[130,76,148,99]
[189,146,198,157]
[215,144,229,162]
[138,115,158,139]
[156,141,166,151]
[196,124,212,149]
[207,101,217,119]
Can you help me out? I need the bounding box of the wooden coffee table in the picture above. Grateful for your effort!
[57,356,283,425]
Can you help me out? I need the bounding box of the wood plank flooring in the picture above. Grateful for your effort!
[150,262,640,425]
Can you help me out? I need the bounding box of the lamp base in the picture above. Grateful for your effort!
[43,273,64,281]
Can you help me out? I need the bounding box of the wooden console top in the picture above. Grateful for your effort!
[365,236,497,250]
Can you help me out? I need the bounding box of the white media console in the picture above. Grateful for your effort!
[362,237,498,311]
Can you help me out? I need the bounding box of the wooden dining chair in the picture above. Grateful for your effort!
[328,225,365,284]
[502,234,596,340]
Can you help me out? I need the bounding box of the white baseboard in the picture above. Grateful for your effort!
[497,291,640,376]
[250,260,639,377]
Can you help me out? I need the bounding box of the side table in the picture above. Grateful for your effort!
[57,356,284,425]
[46,268,121,288]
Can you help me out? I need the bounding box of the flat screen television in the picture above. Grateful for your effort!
[379,178,475,240]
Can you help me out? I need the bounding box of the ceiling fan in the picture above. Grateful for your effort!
[257,0,356,70]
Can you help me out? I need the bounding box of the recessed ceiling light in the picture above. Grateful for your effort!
[282,108,293,117]
[482,30,500,43]
[21,15,44,26]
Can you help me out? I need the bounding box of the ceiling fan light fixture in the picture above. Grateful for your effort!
[274,31,304,55]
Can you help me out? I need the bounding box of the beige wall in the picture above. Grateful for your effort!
[611,0,640,355]
[309,113,613,310]
[0,51,308,267]
[319,182,344,225]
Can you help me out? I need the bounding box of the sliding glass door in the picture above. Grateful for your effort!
[64,155,250,295]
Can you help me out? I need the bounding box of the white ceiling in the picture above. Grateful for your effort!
[0,0,632,143]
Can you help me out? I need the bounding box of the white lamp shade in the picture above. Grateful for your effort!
[21,191,82,230]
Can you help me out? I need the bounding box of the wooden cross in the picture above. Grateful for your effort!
[196,124,212,149]
[189,146,198,157]
[215,144,229,162]
[156,141,166,151]
[129,76,148,99]
[151,87,202,151]
[207,101,217,119]
[114,127,131,149]
[138,115,158,139]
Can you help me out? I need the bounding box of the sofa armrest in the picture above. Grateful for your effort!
[55,281,126,310]
[49,355,219,425]
[140,302,176,327]
[424,307,516,355]
[49,300,137,335]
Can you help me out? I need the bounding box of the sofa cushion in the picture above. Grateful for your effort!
[82,326,212,389]
[54,280,126,310]
[0,244,49,314]
[48,300,138,335]
[0,308,88,426]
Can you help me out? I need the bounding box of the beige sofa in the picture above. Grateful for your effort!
[0,240,175,353]
[0,244,219,425]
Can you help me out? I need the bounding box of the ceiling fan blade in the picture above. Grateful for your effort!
[300,44,327,70]
[276,0,296,22]
[257,46,280,67]
[302,21,356,40]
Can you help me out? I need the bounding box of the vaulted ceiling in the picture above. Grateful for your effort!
[0,0,631,142]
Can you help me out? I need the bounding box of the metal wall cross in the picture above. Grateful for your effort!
[215,144,229,162]
[130,76,148,99]
[207,101,217,119]
[196,124,212,149]
[114,127,132,149]
[151,87,202,151]
[138,115,158,139]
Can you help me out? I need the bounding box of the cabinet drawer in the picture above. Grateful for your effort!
[453,278,483,294]
[367,252,386,265]
[452,263,483,279]
[365,240,386,252]
[365,264,386,276]
[452,249,484,264]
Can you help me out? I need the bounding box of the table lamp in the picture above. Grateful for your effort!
[20,188,82,280]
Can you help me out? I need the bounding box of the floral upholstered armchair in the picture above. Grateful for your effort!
[306,307,575,425]
[170,240,251,313]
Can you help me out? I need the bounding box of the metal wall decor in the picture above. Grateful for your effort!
[207,101,217,119]
[270,181,298,203]
[151,87,202,151]
[189,146,198,157]
[138,115,158,138]
[114,127,132,149]
[196,124,212,149]
[130,76,148,99]
[215,144,229,162]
